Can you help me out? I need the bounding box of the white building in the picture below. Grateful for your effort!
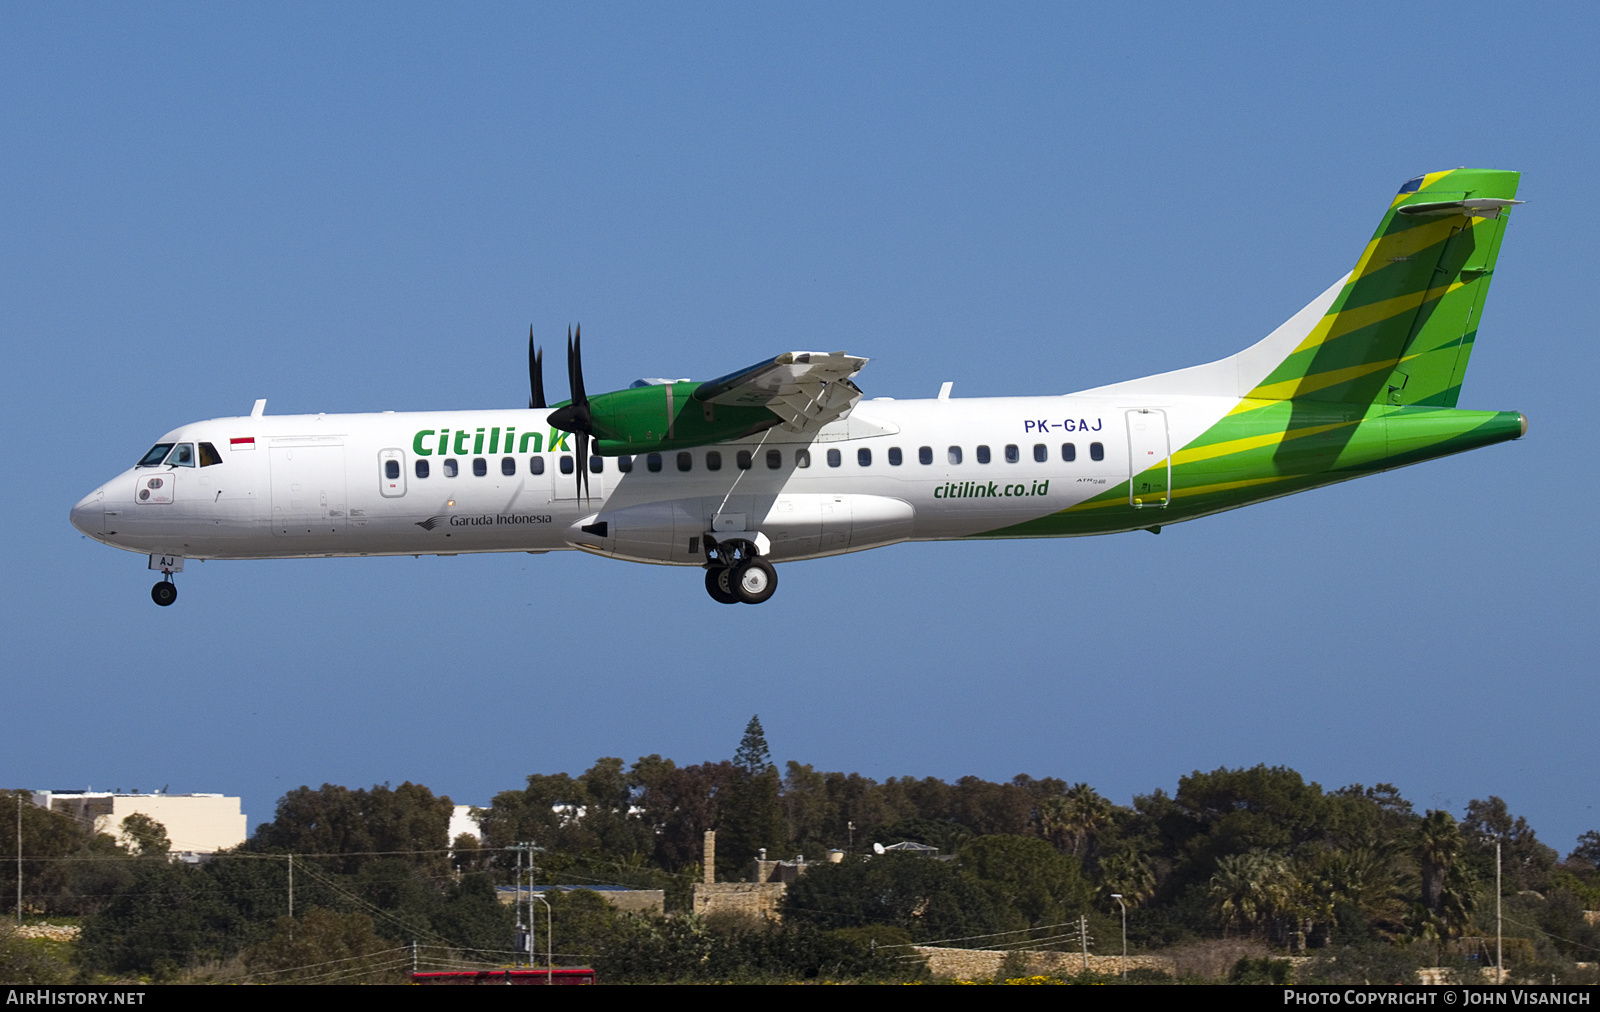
[31,791,247,857]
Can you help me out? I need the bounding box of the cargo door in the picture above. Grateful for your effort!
[270,439,348,537]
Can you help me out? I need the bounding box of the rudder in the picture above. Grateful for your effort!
[1243,169,1521,407]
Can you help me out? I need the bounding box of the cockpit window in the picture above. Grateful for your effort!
[137,444,175,467]
[198,442,223,467]
[1398,175,1425,194]
[165,443,196,467]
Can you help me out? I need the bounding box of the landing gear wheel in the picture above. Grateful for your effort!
[704,566,740,605]
[151,581,177,607]
[731,558,777,604]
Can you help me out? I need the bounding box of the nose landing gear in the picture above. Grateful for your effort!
[703,536,778,605]
[151,576,177,607]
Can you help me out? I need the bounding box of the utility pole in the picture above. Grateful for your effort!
[1080,914,1089,973]
[287,854,294,919]
[15,794,21,925]
[1491,839,1504,979]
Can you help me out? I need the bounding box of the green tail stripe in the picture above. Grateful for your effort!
[1247,168,1519,408]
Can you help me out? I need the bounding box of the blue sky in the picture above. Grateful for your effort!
[5,4,1596,852]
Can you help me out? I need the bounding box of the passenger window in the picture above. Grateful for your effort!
[919,446,933,465]
[1090,442,1104,461]
[858,448,871,466]
[677,452,692,472]
[443,458,459,478]
[737,450,752,470]
[888,447,902,466]
[617,455,634,473]
[976,445,990,464]
[589,455,603,473]
[529,456,545,475]
[385,460,401,480]
[766,449,782,470]
[647,452,663,473]
[559,456,574,474]
[472,457,487,477]
[501,456,516,476]
[1033,443,1047,463]
[795,449,810,468]
[948,446,962,465]
[827,448,842,467]
[166,443,196,467]
[198,442,223,467]
[1062,442,1076,462]
[415,459,430,479]
[1005,444,1019,463]
[706,451,722,471]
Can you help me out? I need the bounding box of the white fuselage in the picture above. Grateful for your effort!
[71,392,1229,566]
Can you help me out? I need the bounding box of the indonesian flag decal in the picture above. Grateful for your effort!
[230,437,256,450]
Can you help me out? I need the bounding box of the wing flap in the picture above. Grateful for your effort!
[696,351,868,432]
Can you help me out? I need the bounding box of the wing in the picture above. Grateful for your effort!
[694,351,868,433]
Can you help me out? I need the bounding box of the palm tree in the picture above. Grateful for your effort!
[1099,849,1156,909]
[1416,810,1476,946]
[1039,784,1114,866]
[1210,850,1290,937]
[1418,810,1463,916]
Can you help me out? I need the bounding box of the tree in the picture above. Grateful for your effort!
[733,716,773,775]
[119,813,170,856]
[1038,783,1115,866]
[1415,810,1475,943]
[782,853,1013,942]
[956,834,1093,929]
[1098,847,1156,909]
[1209,850,1291,937]
[249,782,453,876]
[0,790,100,916]
[638,760,738,872]
[1463,796,1558,892]
[241,908,402,983]
[718,717,783,876]
[78,860,247,978]
[1569,830,1600,868]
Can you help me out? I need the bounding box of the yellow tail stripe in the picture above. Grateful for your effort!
[1170,420,1355,467]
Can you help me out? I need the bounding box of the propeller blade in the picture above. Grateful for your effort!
[578,435,590,503]
[528,327,546,409]
[571,324,587,407]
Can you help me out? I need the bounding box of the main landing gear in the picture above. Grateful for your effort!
[151,576,177,607]
[703,537,777,605]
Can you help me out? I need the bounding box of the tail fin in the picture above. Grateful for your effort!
[1246,168,1521,407]
[1083,169,1520,407]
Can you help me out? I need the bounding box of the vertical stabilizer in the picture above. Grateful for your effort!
[1244,169,1521,407]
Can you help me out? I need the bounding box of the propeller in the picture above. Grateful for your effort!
[546,325,593,502]
[527,326,546,409]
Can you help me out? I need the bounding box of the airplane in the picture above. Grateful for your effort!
[72,168,1527,607]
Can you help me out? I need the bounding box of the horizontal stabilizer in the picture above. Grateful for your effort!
[1397,197,1523,218]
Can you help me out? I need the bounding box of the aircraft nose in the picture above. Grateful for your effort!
[70,489,103,537]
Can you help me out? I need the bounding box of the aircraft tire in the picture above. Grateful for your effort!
[732,558,777,605]
[705,567,740,605]
[151,581,177,607]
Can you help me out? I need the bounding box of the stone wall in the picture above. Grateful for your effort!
[691,882,788,920]
[913,946,1175,980]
